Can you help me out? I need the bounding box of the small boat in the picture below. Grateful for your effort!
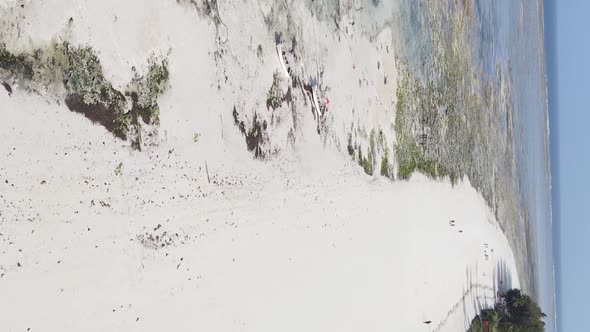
[276,43,292,80]
[311,85,323,118]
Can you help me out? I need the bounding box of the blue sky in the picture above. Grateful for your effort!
[545,0,589,331]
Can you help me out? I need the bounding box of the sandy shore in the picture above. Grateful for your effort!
[0,0,520,331]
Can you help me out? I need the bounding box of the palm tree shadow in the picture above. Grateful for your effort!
[494,258,513,297]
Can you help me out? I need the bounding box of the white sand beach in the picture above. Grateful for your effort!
[0,0,520,331]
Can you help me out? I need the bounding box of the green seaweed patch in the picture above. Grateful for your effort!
[266,71,285,110]
[128,57,170,125]
[393,64,459,183]
[362,149,374,175]
[348,125,393,178]
[356,146,374,176]
[0,41,169,146]
[64,44,110,104]
[61,44,130,138]
[114,162,123,176]
[394,140,457,183]
[0,43,34,80]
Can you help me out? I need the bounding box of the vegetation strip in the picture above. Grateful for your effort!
[0,42,169,149]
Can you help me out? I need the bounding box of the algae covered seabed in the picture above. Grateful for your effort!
[391,0,554,326]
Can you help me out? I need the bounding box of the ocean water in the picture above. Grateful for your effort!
[475,1,555,330]
[390,0,555,330]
